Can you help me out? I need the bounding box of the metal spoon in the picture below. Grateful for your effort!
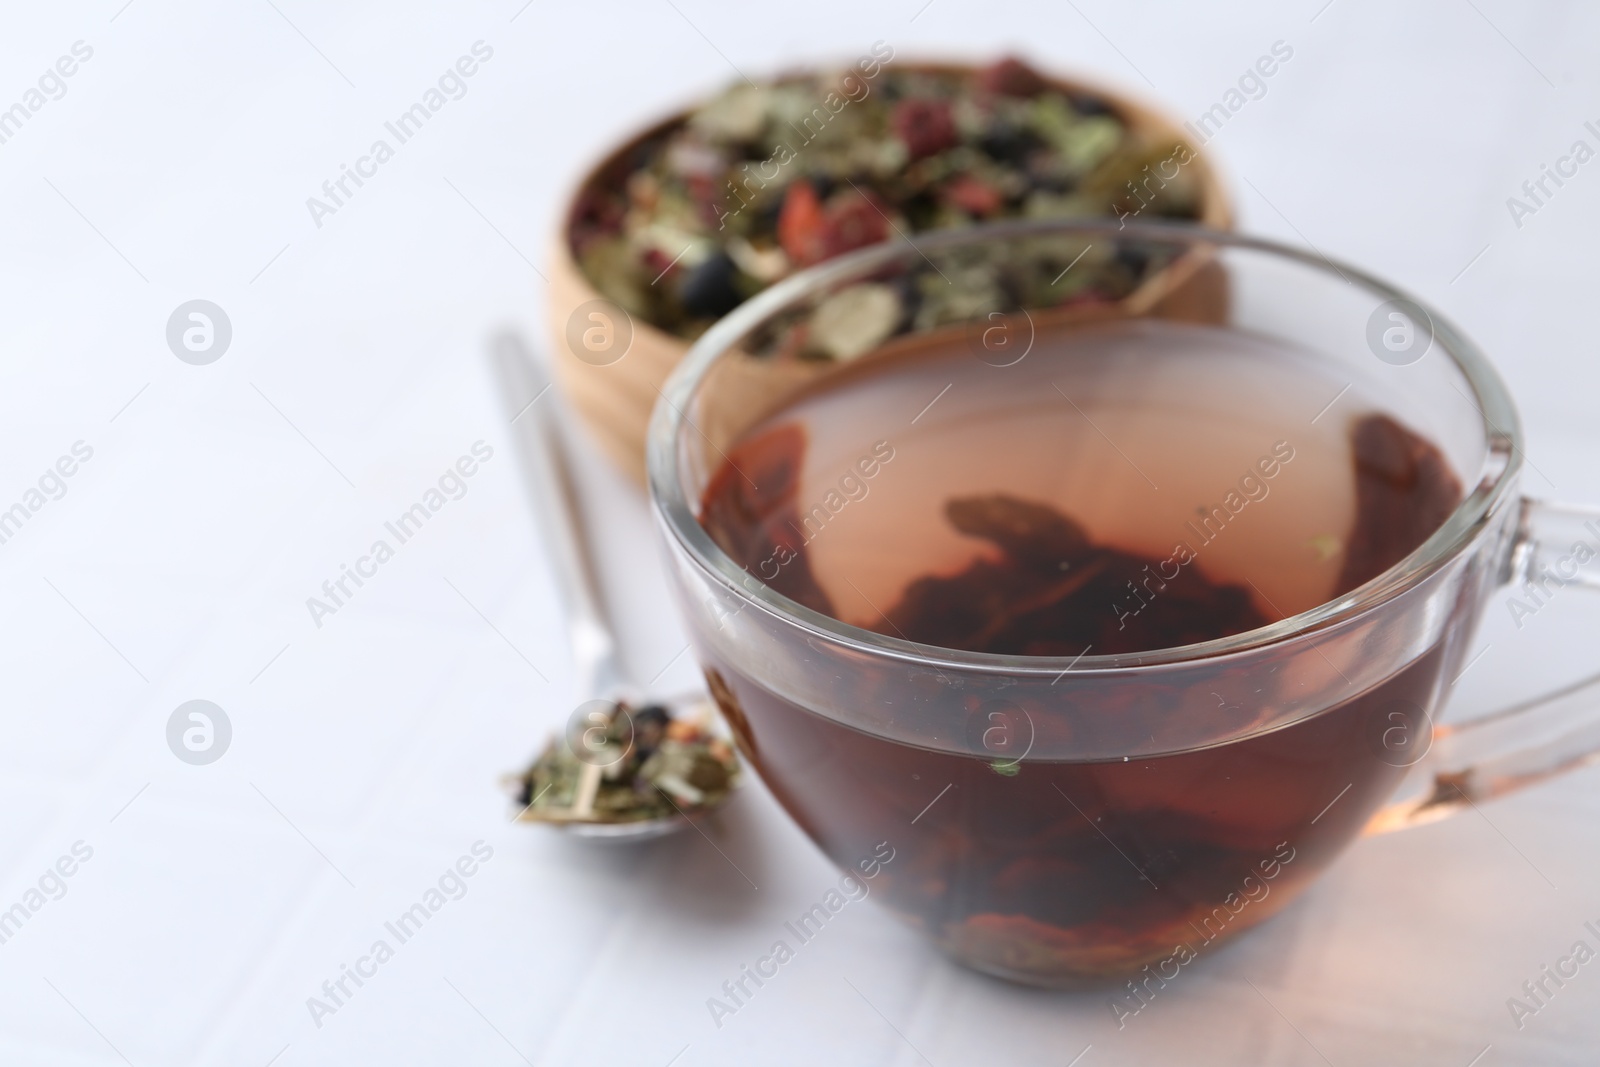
[488,330,731,841]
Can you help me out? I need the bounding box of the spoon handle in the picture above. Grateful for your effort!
[490,331,626,698]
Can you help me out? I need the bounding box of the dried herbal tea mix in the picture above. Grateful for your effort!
[693,319,1466,977]
[570,56,1205,345]
[511,701,739,825]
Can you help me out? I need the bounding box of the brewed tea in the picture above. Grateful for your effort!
[696,319,1463,981]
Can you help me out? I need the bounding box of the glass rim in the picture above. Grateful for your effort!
[646,218,1523,674]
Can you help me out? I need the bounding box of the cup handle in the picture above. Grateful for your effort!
[1366,497,1600,834]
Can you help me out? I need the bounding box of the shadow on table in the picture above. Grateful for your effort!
[541,789,772,924]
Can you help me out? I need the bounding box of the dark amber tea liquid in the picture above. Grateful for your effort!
[697,320,1462,982]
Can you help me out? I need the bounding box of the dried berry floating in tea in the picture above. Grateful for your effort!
[885,493,1271,656]
[1336,414,1463,591]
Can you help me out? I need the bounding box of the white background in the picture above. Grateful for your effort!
[2,1,1598,1064]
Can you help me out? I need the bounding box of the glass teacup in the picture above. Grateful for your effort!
[645,220,1600,986]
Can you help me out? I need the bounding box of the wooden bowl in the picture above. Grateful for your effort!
[547,62,1235,484]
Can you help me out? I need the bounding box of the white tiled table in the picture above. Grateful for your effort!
[2,1,1598,1063]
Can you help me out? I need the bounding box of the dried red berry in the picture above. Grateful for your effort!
[819,189,891,260]
[683,174,725,228]
[641,247,676,279]
[942,174,1004,217]
[778,181,828,266]
[779,182,892,267]
[892,98,959,160]
[571,187,624,233]
[978,56,1049,98]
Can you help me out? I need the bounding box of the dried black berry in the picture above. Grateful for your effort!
[635,705,672,730]
[979,125,1043,166]
[679,251,743,318]
[1067,92,1115,117]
